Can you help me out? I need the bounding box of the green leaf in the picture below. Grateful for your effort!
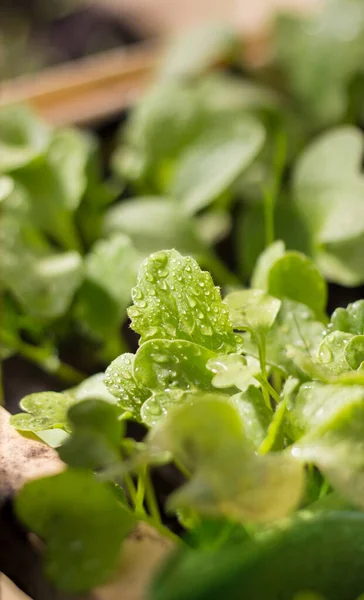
[104,353,150,420]
[150,511,364,600]
[15,470,135,593]
[231,387,271,449]
[14,159,81,251]
[67,400,124,446]
[58,400,124,470]
[316,331,352,374]
[10,392,77,433]
[286,381,364,439]
[1,247,83,319]
[225,289,281,335]
[0,175,14,201]
[258,378,298,454]
[70,373,118,404]
[171,115,265,214]
[292,126,364,285]
[207,354,261,392]
[128,249,237,352]
[330,300,364,335]
[47,127,93,211]
[150,396,304,523]
[104,197,205,255]
[267,252,327,319]
[158,22,240,80]
[292,397,364,510]
[243,300,325,377]
[134,339,216,393]
[345,335,364,370]
[114,82,205,190]
[76,234,140,338]
[275,0,364,125]
[141,390,189,427]
[316,234,364,286]
[251,240,285,290]
[0,105,50,172]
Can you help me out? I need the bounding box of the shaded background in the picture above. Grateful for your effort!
[0,0,320,81]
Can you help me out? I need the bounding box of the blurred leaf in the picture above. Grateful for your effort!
[267,252,327,319]
[0,105,50,172]
[171,115,265,214]
[104,197,205,255]
[16,470,135,593]
[150,396,304,523]
[159,22,240,80]
[76,234,140,340]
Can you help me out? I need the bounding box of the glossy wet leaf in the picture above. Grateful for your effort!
[128,250,237,352]
[134,339,216,392]
[171,115,265,214]
[345,335,364,370]
[330,300,364,335]
[16,470,135,593]
[104,353,150,420]
[0,104,50,172]
[267,252,327,319]
[207,354,260,392]
[316,332,353,375]
[141,390,189,427]
[10,392,77,433]
[150,396,304,523]
[286,381,364,439]
[231,387,271,449]
[225,289,281,335]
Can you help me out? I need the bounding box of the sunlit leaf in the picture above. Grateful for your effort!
[128,249,237,352]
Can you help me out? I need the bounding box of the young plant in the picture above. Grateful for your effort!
[11,248,364,598]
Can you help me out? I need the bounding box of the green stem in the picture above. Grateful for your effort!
[174,457,192,480]
[263,187,275,248]
[135,465,147,517]
[0,332,85,384]
[263,130,287,248]
[257,334,271,409]
[141,514,183,546]
[124,472,137,506]
[145,468,161,524]
[255,375,281,405]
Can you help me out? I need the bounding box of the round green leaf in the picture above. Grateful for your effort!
[267,252,327,318]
